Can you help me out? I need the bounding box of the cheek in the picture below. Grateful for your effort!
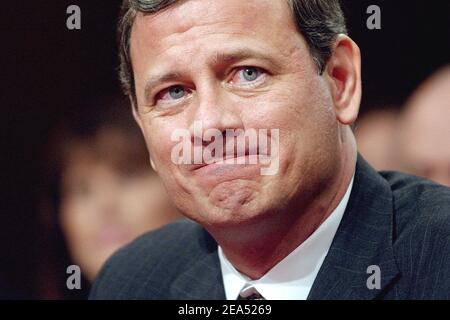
[244,75,335,135]
[122,183,161,214]
[239,75,337,175]
[123,184,174,231]
[144,120,183,166]
[59,200,94,243]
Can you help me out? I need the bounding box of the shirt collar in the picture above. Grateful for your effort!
[218,175,354,300]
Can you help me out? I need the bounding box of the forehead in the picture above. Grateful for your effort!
[130,0,299,64]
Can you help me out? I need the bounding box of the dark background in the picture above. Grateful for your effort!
[1,0,449,298]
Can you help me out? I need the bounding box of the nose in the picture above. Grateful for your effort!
[188,85,244,146]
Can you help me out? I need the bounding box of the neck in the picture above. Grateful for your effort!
[209,134,357,280]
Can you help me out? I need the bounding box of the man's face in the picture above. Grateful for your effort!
[130,0,343,227]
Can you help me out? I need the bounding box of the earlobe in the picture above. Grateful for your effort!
[326,35,362,125]
[150,158,157,172]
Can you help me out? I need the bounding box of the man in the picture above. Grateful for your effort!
[90,0,450,299]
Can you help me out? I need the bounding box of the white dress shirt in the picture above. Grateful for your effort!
[218,176,354,300]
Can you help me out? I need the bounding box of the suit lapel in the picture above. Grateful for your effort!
[169,228,226,299]
[308,155,400,299]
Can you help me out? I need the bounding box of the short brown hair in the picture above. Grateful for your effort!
[117,0,347,103]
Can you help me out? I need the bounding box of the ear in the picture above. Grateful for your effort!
[129,96,158,172]
[325,35,362,125]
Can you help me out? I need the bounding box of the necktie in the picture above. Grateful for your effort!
[238,287,266,300]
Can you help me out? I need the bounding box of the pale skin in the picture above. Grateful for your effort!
[130,0,361,279]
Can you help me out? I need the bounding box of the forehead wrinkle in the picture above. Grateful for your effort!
[135,8,251,50]
[132,0,292,50]
[131,0,301,65]
[132,0,309,104]
[147,0,265,35]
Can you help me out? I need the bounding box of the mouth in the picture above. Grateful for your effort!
[179,128,279,177]
[188,143,264,172]
[191,154,260,169]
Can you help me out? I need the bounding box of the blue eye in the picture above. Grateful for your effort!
[168,86,186,100]
[242,67,259,82]
[231,67,265,86]
[156,85,190,105]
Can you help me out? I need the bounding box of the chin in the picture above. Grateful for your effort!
[191,198,271,229]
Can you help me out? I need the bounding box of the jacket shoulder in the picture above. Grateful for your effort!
[380,171,450,298]
[381,171,450,233]
[89,219,212,299]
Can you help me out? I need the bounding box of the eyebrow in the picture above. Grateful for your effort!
[143,48,280,102]
[144,72,184,104]
[210,48,276,66]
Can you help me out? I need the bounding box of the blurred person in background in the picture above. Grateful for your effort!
[36,95,181,299]
[396,66,450,187]
[355,108,400,171]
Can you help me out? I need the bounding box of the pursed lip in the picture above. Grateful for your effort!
[188,153,263,172]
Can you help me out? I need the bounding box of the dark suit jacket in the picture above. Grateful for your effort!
[90,156,450,299]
